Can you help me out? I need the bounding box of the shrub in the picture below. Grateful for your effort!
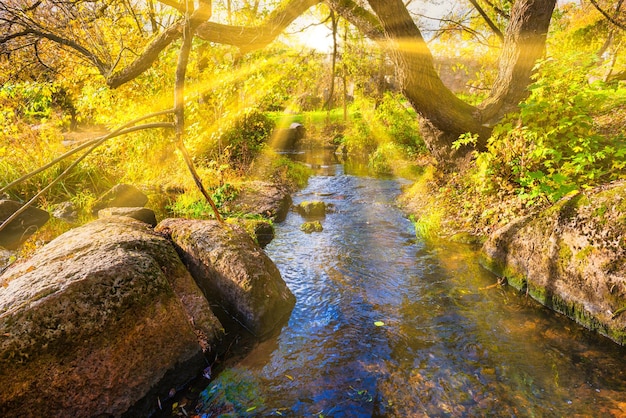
[468,55,626,206]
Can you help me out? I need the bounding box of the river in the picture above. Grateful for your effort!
[194,150,626,417]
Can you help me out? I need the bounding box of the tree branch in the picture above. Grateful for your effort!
[325,0,384,40]
[0,28,108,73]
[478,0,557,124]
[467,0,504,41]
[195,0,321,53]
[0,109,175,196]
[106,21,185,88]
[0,122,174,234]
[173,5,224,223]
[589,0,626,31]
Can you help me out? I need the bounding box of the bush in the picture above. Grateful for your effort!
[468,56,626,206]
[197,108,275,172]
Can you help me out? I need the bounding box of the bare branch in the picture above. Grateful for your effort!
[467,0,504,41]
[174,6,223,223]
[482,0,510,19]
[1,27,109,73]
[0,109,176,196]
[589,0,626,31]
[195,0,321,52]
[0,122,174,234]
[106,22,184,87]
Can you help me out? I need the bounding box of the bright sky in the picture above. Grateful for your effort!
[286,1,465,53]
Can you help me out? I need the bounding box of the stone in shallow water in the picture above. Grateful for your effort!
[296,200,327,217]
[300,220,323,233]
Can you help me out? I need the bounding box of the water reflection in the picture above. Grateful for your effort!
[197,150,626,417]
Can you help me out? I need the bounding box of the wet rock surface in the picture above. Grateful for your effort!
[481,181,626,344]
[156,218,295,338]
[295,200,327,217]
[300,220,324,233]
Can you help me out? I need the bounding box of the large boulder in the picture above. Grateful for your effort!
[481,181,626,344]
[0,200,50,249]
[92,183,148,214]
[223,181,292,222]
[0,217,223,417]
[156,218,295,338]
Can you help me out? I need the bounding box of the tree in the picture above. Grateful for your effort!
[329,0,556,166]
[1,0,558,168]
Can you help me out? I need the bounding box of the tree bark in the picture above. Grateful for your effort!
[335,0,555,168]
[367,0,492,164]
[478,0,557,124]
[105,0,320,87]
[195,0,320,53]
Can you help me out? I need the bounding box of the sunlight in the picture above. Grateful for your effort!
[294,23,334,53]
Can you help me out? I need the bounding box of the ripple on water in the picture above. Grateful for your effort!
[195,163,626,418]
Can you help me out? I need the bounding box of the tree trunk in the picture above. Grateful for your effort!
[367,0,491,166]
[478,0,557,124]
[365,0,556,168]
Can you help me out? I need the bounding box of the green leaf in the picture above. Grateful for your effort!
[374,321,385,327]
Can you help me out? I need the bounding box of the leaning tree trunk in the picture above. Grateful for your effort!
[477,0,557,125]
[366,0,556,169]
[367,0,491,166]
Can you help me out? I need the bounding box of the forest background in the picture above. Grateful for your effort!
[0,0,625,257]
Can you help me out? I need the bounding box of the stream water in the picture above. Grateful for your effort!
[194,150,626,417]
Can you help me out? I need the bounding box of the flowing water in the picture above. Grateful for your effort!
[195,150,626,417]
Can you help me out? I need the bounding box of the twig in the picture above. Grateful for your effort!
[0,122,174,234]
[0,108,175,195]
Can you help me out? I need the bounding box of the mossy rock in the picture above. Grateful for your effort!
[480,181,626,345]
[0,217,223,417]
[301,220,323,233]
[226,217,275,248]
[296,200,326,217]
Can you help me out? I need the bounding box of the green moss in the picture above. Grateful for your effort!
[300,221,323,233]
[575,245,594,261]
[479,253,528,291]
[527,283,548,304]
[558,243,573,265]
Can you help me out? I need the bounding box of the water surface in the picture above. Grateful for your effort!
[197,152,626,417]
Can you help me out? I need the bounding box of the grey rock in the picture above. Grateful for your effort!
[98,206,158,227]
[51,201,78,222]
[92,184,148,214]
